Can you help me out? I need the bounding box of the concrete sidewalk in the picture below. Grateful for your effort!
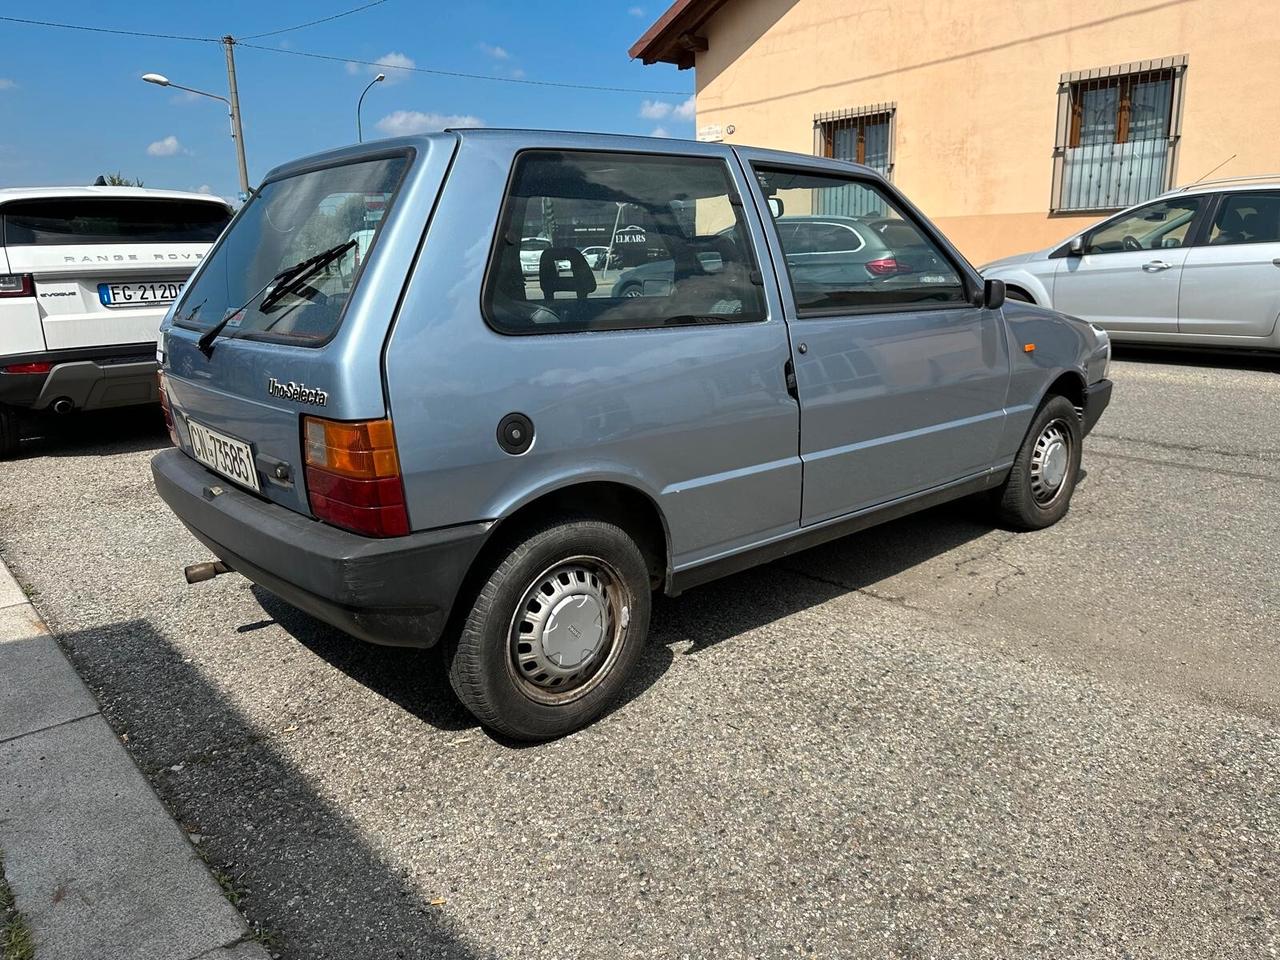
[0,556,268,960]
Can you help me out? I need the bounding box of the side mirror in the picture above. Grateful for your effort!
[767,197,785,218]
[1068,235,1085,256]
[982,278,1006,310]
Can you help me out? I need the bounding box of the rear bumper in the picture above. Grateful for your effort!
[1082,378,1112,436]
[151,448,492,648]
[0,343,158,411]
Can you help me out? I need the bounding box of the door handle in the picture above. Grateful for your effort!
[1143,260,1172,272]
[1272,258,1280,267]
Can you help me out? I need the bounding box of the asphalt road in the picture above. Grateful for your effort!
[1,348,1276,959]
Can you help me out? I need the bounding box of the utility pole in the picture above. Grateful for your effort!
[222,36,250,201]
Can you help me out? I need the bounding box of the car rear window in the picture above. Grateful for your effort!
[171,154,408,347]
[2,198,231,245]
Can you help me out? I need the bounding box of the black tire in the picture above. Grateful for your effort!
[1005,287,1034,303]
[0,405,20,459]
[994,395,1082,530]
[444,518,652,741]
[619,283,643,298]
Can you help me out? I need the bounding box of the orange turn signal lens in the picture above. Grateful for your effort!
[303,416,400,479]
[1024,343,1037,353]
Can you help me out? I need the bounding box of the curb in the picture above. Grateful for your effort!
[0,553,270,960]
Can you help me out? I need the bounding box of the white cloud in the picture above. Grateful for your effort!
[478,42,509,60]
[146,135,185,157]
[639,99,671,120]
[196,184,213,194]
[640,96,694,122]
[375,110,485,137]
[628,6,646,16]
[0,79,15,91]
[509,67,526,79]
[649,126,670,138]
[350,52,416,82]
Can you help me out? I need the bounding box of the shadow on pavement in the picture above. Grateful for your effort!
[16,406,169,459]
[252,495,994,737]
[1112,343,1280,374]
[53,617,492,960]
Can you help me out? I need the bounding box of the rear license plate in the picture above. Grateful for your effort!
[97,280,185,307]
[186,419,261,493]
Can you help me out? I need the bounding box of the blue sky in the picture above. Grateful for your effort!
[0,1,692,199]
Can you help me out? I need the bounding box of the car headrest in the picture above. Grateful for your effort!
[539,247,596,299]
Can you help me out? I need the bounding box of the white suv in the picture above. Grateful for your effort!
[0,186,231,455]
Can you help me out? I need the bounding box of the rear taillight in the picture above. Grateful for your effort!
[1,362,52,374]
[865,258,913,277]
[303,416,409,537]
[0,274,34,298]
[157,372,179,446]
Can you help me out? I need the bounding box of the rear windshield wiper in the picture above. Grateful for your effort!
[196,239,356,357]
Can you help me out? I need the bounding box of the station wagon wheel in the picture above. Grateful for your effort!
[993,394,1083,531]
[506,555,630,706]
[445,518,652,741]
[1029,417,1073,507]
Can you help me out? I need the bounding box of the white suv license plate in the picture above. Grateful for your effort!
[98,280,185,307]
[186,419,262,493]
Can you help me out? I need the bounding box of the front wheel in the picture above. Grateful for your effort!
[445,518,651,741]
[993,395,1082,530]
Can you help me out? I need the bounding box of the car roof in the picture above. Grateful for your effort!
[0,185,231,207]
[1164,175,1280,197]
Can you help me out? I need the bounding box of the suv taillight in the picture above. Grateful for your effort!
[0,274,34,298]
[157,372,179,446]
[303,416,409,537]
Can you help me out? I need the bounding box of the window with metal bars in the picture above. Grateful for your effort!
[1051,56,1187,213]
[814,104,896,178]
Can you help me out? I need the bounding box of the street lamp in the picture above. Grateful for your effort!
[357,73,385,143]
[142,49,250,200]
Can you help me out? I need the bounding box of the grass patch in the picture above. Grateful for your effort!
[0,855,36,960]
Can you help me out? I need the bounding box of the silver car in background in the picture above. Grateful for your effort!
[981,176,1280,351]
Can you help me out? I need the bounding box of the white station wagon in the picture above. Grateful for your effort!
[0,185,231,455]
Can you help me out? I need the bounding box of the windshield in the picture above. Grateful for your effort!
[174,154,408,345]
[2,198,230,246]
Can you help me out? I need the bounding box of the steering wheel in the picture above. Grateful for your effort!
[1122,234,1142,252]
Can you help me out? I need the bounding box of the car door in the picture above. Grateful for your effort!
[1178,190,1280,339]
[1052,195,1206,334]
[740,154,1010,526]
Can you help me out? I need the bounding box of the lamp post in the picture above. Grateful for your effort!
[142,39,250,200]
[357,74,385,143]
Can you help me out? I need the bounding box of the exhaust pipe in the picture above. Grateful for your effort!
[184,560,232,584]
[51,397,74,415]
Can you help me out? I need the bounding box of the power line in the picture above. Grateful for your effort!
[239,0,389,41]
[0,14,217,43]
[238,44,690,96]
[0,13,692,98]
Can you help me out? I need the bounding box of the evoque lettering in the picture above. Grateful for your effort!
[267,377,330,407]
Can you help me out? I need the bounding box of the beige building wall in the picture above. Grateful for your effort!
[691,0,1280,264]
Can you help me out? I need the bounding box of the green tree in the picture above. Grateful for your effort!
[101,172,145,187]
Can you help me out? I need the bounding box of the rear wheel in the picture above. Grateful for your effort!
[0,405,20,459]
[445,518,651,741]
[993,395,1082,530]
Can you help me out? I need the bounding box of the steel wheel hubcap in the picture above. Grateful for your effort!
[1030,419,1072,505]
[508,558,628,704]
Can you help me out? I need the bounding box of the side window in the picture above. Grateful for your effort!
[483,151,766,334]
[1208,192,1280,246]
[1084,197,1202,254]
[753,166,965,313]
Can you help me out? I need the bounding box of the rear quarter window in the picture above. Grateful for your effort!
[483,150,767,335]
[2,198,231,245]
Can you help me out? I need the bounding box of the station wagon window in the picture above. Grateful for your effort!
[483,150,766,334]
[1083,196,1202,254]
[172,154,407,346]
[1207,193,1280,245]
[753,166,965,314]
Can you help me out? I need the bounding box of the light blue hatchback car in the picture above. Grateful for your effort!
[152,130,1112,740]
